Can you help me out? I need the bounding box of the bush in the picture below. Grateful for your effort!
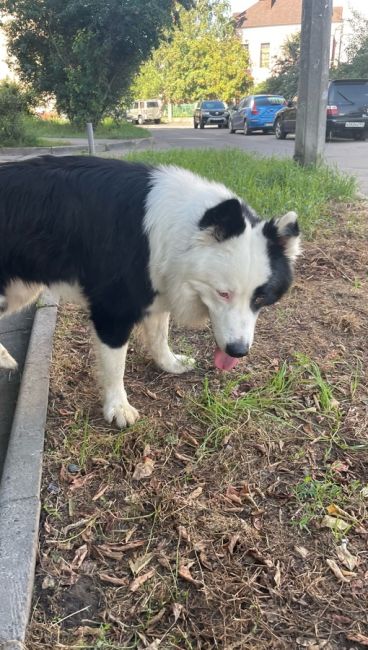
[0,80,31,146]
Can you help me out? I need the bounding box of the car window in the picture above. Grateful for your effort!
[329,82,368,108]
[133,102,138,109]
[147,101,159,108]
[139,101,145,109]
[255,96,286,106]
[201,101,226,109]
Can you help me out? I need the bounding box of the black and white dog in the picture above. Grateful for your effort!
[0,156,300,427]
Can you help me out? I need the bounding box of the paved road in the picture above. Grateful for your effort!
[147,124,368,196]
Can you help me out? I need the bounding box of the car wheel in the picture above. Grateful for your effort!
[353,132,366,141]
[154,119,161,124]
[199,120,205,129]
[194,119,198,129]
[274,118,286,140]
[229,120,235,134]
[243,121,251,135]
[217,124,223,128]
[137,115,144,125]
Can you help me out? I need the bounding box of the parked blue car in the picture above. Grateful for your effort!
[229,94,287,135]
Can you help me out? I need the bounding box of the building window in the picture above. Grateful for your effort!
[243,41,249,55]
[260,43,270,68]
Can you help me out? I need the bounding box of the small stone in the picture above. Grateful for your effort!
[67,463,81,474]
[47,481,60,494]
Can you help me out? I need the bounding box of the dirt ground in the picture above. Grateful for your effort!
[27,202,368,650]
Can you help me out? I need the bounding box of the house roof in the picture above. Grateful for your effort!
[235,0,343,29]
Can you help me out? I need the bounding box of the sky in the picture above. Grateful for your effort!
[230,0,368,17]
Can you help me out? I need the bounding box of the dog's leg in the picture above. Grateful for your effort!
[0,295,17,370]
[142,312,195,374]
[0,343,18,370]
[91,326,139,428]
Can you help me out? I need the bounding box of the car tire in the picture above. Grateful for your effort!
[194,119,198,129]
[229,120,235,134]
[154,119,161,124]
[199,120,205,129]
[274,118,286,140]
[353,132,366,141]
[243,121,251,135]
[137,115,144,125]
[218,124,223,128]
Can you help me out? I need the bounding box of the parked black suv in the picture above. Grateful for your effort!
[273,79,368,141]
[193,100,229,129]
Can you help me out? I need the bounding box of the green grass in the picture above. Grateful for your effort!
[126,148,356,235]
[23,115,150,140]
[191,354,341,457]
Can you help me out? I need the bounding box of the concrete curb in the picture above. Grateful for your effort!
[0,292,58,648]
[0,137,153,158]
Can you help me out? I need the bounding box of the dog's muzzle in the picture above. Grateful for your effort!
[225,341,249,358]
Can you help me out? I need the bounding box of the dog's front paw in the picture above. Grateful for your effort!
[160,353,196,374]
[103,398,140,428]
[0,346,18,371]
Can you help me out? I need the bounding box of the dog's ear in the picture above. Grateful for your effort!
[264,211,301,261]
[275,211,301,261]
[199,199,245,242]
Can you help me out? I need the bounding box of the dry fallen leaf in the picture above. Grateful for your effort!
[178,525,191,544]
[99,573,128,586]
[274,561,281,588]
[326,558,352,583]
[294,545,309,559]
[178,563,202,588]
[321,515,350,532]
[225,486,243,506]
[70,544,88,571]
[227,533,240,555]
[129,568,155,592]
[172,602,184,623]
[327,503,356,522]
[132,457,155,480]
[129,552,153,576]
[336,542,358,571]
[188,485,203,500]
[346,632,368,645]
[92,484,109,501]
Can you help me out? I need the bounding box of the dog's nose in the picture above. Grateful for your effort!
[225,341,249,358]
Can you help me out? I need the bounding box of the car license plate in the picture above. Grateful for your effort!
[345,122,364,128]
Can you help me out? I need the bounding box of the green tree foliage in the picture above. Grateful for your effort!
[131,0,252,104]
[262,32,300,100]
[0,79,32,145]
[332,11,368,79]
[1,0,192,125]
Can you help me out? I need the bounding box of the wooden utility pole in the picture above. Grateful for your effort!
[294,0,333,166]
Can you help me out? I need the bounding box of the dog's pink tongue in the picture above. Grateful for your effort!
[214,348,240,371]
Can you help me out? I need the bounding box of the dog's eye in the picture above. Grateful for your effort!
[217,290,231,300]
[254,295,263,307]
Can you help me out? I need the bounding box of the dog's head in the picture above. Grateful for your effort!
[187,198,301,370]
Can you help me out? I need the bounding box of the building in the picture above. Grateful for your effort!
[235,0,344,84]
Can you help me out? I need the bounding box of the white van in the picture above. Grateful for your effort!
[127,99,162,125]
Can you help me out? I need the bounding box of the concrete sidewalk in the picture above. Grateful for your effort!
[0,307,35,475]
[0,135,153,163]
